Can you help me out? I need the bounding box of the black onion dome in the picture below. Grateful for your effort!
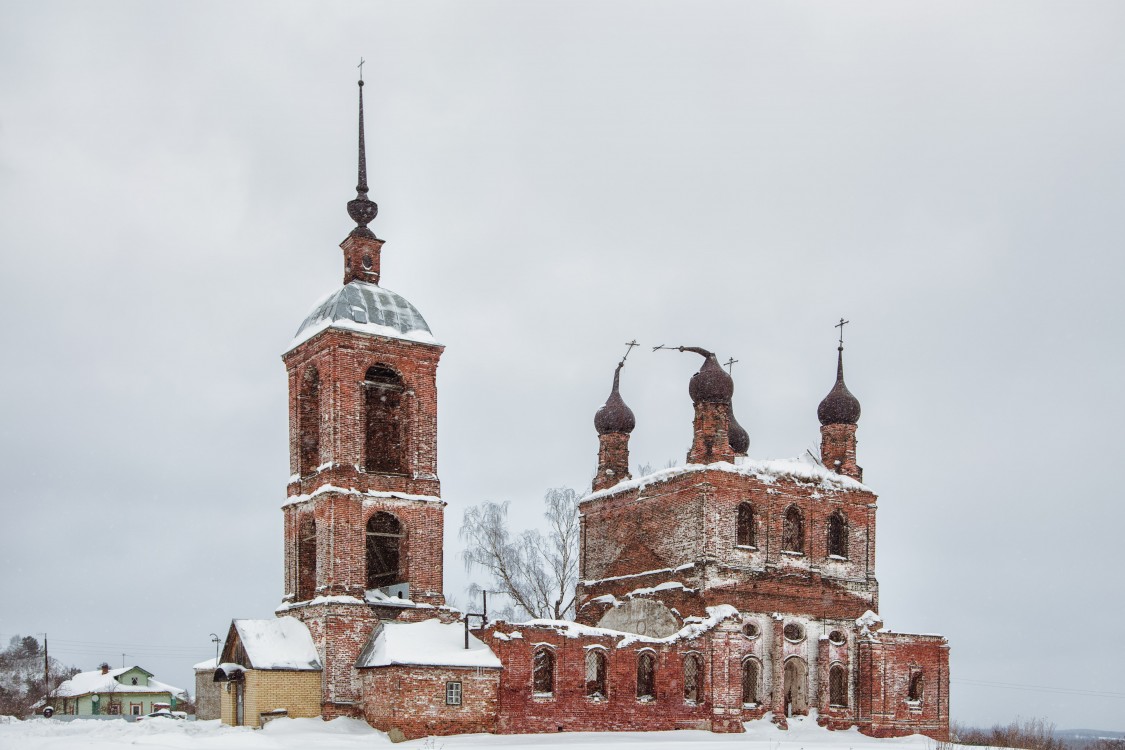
[689,353,734,404]
[728,405,749,454]
[817,348,861,426]
[594,364,636,435]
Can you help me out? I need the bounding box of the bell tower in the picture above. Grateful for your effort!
[277,76,446,716]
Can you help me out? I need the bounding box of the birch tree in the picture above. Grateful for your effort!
[459,487,580,621]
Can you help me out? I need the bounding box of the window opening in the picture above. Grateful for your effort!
[297,516,316,601]
[737,502,755,546]
[742,622,760,639]
[636,652,656,701]
[828,629,846,646]
[533,648,555,696]
[908,672,924,703]
[299,366,320,474]
[364,365,407,474]
[741,659,759,705]
[445,681,462,706]
[585,650,607,699]
[783,622,805,642]
[827,512,848,558]
[782,506,804,553]
[683,654,703,703]
[366,512,403,589]
[829,664,847,707]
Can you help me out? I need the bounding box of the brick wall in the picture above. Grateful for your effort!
[194,669,221,720]
[284,599,377,709]
[283,329,444,499]
[854,632,950,741]
[282,493,445,605]
[360,665,500,740]
[577,467,879,624]
[218,670,321,728]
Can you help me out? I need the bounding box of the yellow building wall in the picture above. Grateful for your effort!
[219,670,322,728]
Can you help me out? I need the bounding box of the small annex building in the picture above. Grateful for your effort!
[214,617,323,728]
[217,79,951,742]
[51,664,184,718]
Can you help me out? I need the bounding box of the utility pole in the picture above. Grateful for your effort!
[43,634,49,704]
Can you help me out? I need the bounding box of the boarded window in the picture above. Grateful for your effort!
[585,650,607,699]
[683,654,703,703]
[829,664,847,707]
[741,659,759,705]
[782,506,804,553]
[737,502,755,546]
[364,365,407,474]
[827,512,848,558]
[366,512,403,589]
[636,652,656,700]
[299,366,321,474]
[908,672,925,702]
[297,517,316,601]
[533,648,555,695]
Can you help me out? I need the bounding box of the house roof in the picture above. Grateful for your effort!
[53,666,184,698]
[356,618,501,670]
[231,616,322,670]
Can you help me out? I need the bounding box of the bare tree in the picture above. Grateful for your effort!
[460,487,580,621]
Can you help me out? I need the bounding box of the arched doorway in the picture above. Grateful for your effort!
[783,657,808,716]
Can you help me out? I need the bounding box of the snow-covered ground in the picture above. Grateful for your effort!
[0,713,946,750]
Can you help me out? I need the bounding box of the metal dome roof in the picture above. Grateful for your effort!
[290,281,436,350]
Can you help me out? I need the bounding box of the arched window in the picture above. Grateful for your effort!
[585,650,607,699]
[827,512,848,558]
[683,653,703,703]
[741,658,760,705]
[299,366,320,474]
[737,502,755,547]
[297,517,316,601]
[908,672,925,703]
[829,664,847,707]
[533,648,555,696]
[364,365,407,474]
[782,506,804,553]
[636,652,656,701]
[366,512,403,589]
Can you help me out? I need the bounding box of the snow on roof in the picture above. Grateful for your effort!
[356,618,502,670]
[234,617,322,671]
[54,667,184,698]
[583,454,870,503]
[282,484,443,509]
[507,604,741,649]
[193,657,219,671]
[286,281,438,353]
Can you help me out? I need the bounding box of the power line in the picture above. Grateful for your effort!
[954,679,1125,700]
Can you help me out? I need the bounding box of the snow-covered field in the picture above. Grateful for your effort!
[0,714,945,750]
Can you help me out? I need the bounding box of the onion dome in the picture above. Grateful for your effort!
[688,352,734,404]
[728,405,749,453]
[817,347,861,425]
[594,363,636,435]
[346,79,379,238]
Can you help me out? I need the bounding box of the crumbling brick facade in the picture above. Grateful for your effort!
[216,86,950,742]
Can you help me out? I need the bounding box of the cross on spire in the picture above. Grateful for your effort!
[723,357,739,374]
[621,340,639,365]
[835,318,850,350]
[357,57,366,82]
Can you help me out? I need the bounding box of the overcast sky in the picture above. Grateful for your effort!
[2,0,1124,731]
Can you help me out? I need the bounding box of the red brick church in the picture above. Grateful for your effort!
[215,80,950,742]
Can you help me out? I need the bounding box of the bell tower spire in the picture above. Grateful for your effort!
[341,65,385,285]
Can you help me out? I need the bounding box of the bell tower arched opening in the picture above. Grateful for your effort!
[364,365,407,474]
[366,511,404,590]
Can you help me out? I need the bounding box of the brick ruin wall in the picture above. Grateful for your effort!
[360,665,500,740]
[283,330,444,499]
[282,494,445,604]
[577,469,879,623]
